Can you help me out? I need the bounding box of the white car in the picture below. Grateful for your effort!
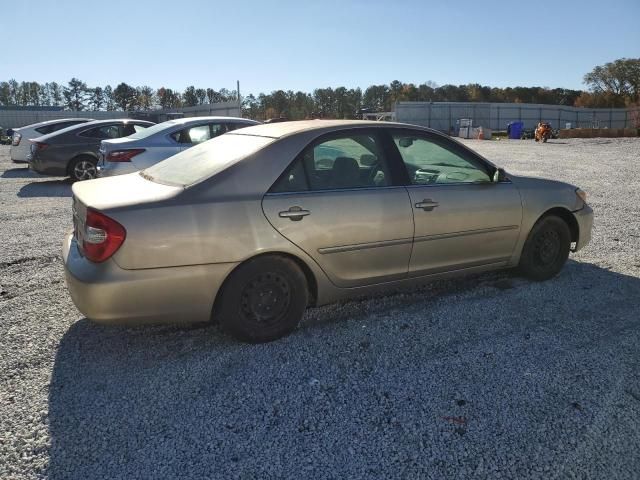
[10,118,93,163]
[97,116,259,177]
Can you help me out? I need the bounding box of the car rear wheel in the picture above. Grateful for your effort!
[216,256,308,343]
[69,156,97,181]
[518,215,571,281]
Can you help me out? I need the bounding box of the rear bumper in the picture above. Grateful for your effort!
[63,233,238,325]
[97,163,138,177]
[573,204,593,251]
[30,153,68,176]
[10,145,29,162]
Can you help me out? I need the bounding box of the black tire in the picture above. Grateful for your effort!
[68,156,98,181]
[518,215,571,281]
[216,256,308,343]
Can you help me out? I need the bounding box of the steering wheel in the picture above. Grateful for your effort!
[414,169,440,184]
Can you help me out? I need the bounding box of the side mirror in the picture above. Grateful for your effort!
[493,167,508,183]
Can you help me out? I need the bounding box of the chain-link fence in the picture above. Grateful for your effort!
[395,102,639,132]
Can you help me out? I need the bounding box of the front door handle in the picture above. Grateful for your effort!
[415,199,439,211]
[279,206,310,221]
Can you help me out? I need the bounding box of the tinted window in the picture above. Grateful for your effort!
[35,124,55,134]
[171,124,211,144]
[227,122,253,132]
[35,121,83,134]
[122,123,150,136]
[210,123,227,138]
[271,133,391,193]
[79,124,121,139]
[393,135,491,185]
[127,120,181,140]
[51,120,86,132]
[36,125,51,135]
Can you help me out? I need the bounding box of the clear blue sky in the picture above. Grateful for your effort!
[4,0,639,94]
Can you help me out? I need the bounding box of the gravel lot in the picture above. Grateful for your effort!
[1,137,639,479]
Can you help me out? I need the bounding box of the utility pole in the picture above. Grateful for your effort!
[237,80,241,117]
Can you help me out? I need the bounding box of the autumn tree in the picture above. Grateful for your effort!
[583,58,640,107]
[113,83,138,111]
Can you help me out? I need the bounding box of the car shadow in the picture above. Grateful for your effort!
[17,179,74,198]
[1,167,42,179]
[47,261,640,478]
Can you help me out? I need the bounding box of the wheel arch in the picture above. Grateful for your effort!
[538,207,579,246]
[66,153,99,175]
[211,251,318,323]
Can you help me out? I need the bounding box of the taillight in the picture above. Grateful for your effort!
[83,208,126,263]
[12,133,22,146]
[106,149,145,162]
[30,141,49,153]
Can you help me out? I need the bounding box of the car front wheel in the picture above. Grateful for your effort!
[216,255,308,343]
[518,215,571,281]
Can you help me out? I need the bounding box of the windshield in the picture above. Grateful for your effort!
[126,120,181,140]
[142,133,275,187]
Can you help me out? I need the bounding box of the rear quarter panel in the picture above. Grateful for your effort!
[109,198,296,270]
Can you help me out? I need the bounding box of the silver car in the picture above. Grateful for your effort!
[97,116,259,177]
[63,120,593,343]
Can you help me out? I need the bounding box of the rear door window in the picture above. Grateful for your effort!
[35,120,88,134]
[209,123,227,139]
[170,124,212,145]
[122,123,150,136]
[226,122,252,132]
[270,132,392,192]
[35,124,55,134]
[79,124,121,139]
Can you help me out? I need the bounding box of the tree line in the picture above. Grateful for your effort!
[0,78,239,112]
[1,58,637,120]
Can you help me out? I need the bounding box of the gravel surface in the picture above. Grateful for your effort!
[1,138,639,479]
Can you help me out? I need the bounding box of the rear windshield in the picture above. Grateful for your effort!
[126,120,181,140]
[142,133,275,187]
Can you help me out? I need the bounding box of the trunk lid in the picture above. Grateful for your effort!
[71,172,183,212]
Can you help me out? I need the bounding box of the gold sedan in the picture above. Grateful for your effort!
[63,120,593,342]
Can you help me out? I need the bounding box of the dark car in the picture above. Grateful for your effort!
[28,119,154,180]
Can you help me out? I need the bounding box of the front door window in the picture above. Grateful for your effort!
[392,135,491,185]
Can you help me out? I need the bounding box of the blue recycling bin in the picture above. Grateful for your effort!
[508,121,524,139]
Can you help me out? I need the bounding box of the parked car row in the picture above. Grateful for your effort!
[10,116,258,180]
[10,118,93,163]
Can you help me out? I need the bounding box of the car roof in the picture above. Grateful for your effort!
[165,116,257,126]
[77,118,155,127]
[227,119,432,139]
[33,118,155,141]
[18,118,92,130]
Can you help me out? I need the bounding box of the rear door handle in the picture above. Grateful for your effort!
[279,206,310,221]
[415,199,439,211]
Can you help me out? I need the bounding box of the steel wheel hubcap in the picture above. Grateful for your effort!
[240,272,291,325]
[534,229,560,266]
[74,161,97,180]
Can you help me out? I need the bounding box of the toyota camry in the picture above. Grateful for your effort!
[63,120,593,342]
